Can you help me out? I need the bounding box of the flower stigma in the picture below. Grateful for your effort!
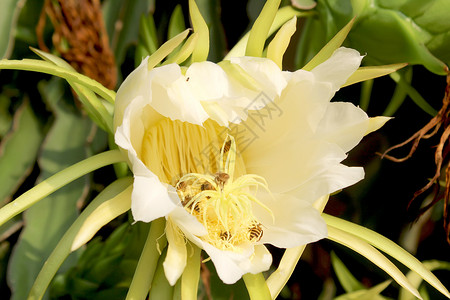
[175,135,274,251]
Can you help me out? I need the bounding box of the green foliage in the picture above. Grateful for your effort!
[296,0,450,75]
[7,78,93,300]
[331,252,364,293]
[49,221,150,299]
[0,1,449,299]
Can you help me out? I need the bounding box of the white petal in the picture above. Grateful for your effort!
[229,56,287,99]
[253,192,327,248]
[150,64,209,124]
[245,139,348,194]
[290,164,365,202]
[169,204,207,237]
[115,95,152,163]
[131,176,177,223]
[164,219,187,285]
[311,47,363,91]
[237,245,273,275]
[315,102,372,152]
[202,242,250,284]
[114,57,151,130]
[201,242,272,284]
[115,95,177,223]
[186,61,230,101]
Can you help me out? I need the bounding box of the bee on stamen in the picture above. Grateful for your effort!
[181,195,192,207]
[214,172,230,189]
[248,222,263,242]
[192,202,200,213]
[220,231,230,241]
[222,140,232,153]
[201,181,214,191]
[176,181,187,192]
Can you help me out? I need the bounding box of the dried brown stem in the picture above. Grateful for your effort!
[381,67,450,243]
[36,0,116,89]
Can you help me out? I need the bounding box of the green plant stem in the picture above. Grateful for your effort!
[390,71,437,116]
[266,246,306,299]
[181,243,201,300]
[243,273,272,300]
[173,279,182,300]
[148,249,174,300]
[360,79,373,111]
[127,218,167,300]
[0,149,126,227]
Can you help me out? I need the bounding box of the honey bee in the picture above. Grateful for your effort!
[220,231,230,241]
[248,222,263,242]
[214,172,230,188]
[201,181,214,191]
[181,195,192,207]
[222,140,232,153]
[192,202,201,213]
[176,181,187,192]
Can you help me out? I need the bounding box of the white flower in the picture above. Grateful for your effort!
[114,47,389,285]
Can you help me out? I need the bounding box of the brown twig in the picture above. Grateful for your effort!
[381,67,450,243]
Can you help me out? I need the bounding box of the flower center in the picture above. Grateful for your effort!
[141,118,245,185]
[175,136,273,251]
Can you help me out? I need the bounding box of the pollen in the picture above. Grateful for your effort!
[176,136,273,251]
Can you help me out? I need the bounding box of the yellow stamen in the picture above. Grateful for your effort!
[176,137,274,251]
[140,117,273,251]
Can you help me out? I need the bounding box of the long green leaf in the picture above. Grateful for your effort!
[0,59,116,103]
[245,0,282,57]
[342,63,408,87]
[189,0,209,62]
[181,244,201,300]
[0,149,125,228]
[324,214,450,299]
[399,260,450,300]
[31,48,114,133]
[266,16,297,69]
[330,252,364,293]
[389,71,437,116]
[334,280,391,300]
[71,183,132,251]
[163,33,199,66]
[198,0,227,62]
[28,177,133,300]
[302,18,355,71]
[147,29,190,70]
[243,273,272,300]
[383,66,413,116]
[127,218,167,300]
[225,6,312,60]
[148,249,174,300]
[327,225,422,299]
